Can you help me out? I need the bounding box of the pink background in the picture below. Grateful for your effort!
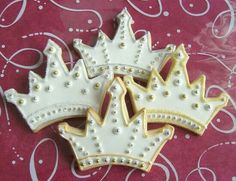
[0,0,235,180]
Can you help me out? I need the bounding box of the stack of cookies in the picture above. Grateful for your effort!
[4,8,228,172]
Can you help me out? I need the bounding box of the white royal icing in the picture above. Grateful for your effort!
[73,8,176,80]
[4,39,113,132]
[124,45,229,135]
[59,77,174,172]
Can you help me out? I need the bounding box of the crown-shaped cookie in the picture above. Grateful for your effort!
[124,45,229,135]
[4,40,113,132]
[58,77,174,172]
[73,8,176,80]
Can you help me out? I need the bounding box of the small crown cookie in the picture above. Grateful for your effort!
[124,44,229,135]
[58,77,174,172]
[4,40,113,132]
[73,8,176,80]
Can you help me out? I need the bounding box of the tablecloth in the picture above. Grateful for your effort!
[0,0,235,180]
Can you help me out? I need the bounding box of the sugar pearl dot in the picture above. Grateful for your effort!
[7,94,14,99]
[74,72,80,78]
[119,42,125,48]
[136,94,142,100]
[204,104,211,111]
[81,89,88,95]
[173,79,181,86]
[164,129,170,136]
[148,94,155,101]
[110,158,115,163]
[112,85,118,91]
[45,86,53,92]
[88,119,94,125]
[130,136,135,140]
[192,103,199,109]
[192,90,199,96]
[112,118,118,123]
[52,70,59,77]
[152,84,158,90]
[128,143,133,147]
[175,70,181,75]
[135,119,141,125]
[150,142,156,146]
[163,91,170,97]
[65,81,72,87]
[94,83,101,89]
[125,150,130,154]
[139,153,144,157]
[33,84,41,91]
[18,99,25,105]
[120,158,125,163]
[48,47,55,53]
[179,94,187,100]
[112,127,121,135]
[50,62,56,67]
[31,96,39,102]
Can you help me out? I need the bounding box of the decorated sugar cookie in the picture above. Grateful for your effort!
[4,40,113,132]
[58,77,174,172]
[124,44,229,135]
[73,8,176,80]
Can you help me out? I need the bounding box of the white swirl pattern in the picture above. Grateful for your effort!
[0,0,27,28]
[128,0,235,38]
[0,85,10,125]
[206,85,236,134]
[179,0,210,16]
[211,1,235,39]
[29,138,59,181]
[22,32,74,68]
[49,0,103,32]
[125,153,178,181]
[71,159,112,180]
[0,48,43,70]
[125,163,170,181]
[127,0,163,18]
[185,141,236,181]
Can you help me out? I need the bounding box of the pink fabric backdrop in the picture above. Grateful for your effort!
[0,0,235,180]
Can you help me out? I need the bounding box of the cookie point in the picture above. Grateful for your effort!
[4,89,17,101]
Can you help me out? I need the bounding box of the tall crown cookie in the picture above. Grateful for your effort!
[58,77,174,172]
[124,45,229,135]
[73,8,176,80]
[4,40,113,132]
